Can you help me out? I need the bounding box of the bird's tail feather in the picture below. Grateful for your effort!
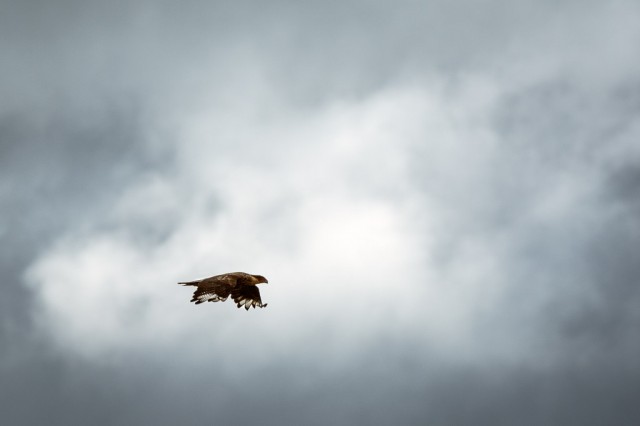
[178,280,200,286]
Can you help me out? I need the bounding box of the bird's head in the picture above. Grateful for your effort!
[252,274,268,284]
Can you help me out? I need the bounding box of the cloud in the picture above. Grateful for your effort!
[23,86,432,365]
[3,0,640,424]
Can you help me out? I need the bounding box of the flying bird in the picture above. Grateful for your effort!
[178,272,268,310]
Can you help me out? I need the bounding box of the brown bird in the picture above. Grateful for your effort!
[178,272,268,310]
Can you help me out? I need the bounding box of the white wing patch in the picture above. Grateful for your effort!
[191,292,229,304]
[234,296,267,310]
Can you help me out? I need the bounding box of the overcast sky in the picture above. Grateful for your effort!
[2,0,640,424]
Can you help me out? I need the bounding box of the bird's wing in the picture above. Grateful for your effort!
[190,274,237,304]
[231,285,267,310]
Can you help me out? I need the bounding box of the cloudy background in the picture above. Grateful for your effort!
[2,0,640,424]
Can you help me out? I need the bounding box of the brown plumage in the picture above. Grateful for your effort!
[178,272,268,310]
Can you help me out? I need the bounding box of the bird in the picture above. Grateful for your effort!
[178,272,268,310]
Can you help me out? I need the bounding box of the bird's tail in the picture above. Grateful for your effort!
[178,280,200,286]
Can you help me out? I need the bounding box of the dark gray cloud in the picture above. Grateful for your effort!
[2,0,640,425]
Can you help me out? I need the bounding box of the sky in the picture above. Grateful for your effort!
[1,0,640,424]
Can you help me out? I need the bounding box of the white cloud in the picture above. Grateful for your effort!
[24,37,633,374]
[25,85,445,366]
[25,75,534,370]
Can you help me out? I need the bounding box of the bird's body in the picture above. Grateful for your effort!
[178,272,268,310]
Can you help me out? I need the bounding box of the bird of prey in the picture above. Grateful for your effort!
[178,272,268,310]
